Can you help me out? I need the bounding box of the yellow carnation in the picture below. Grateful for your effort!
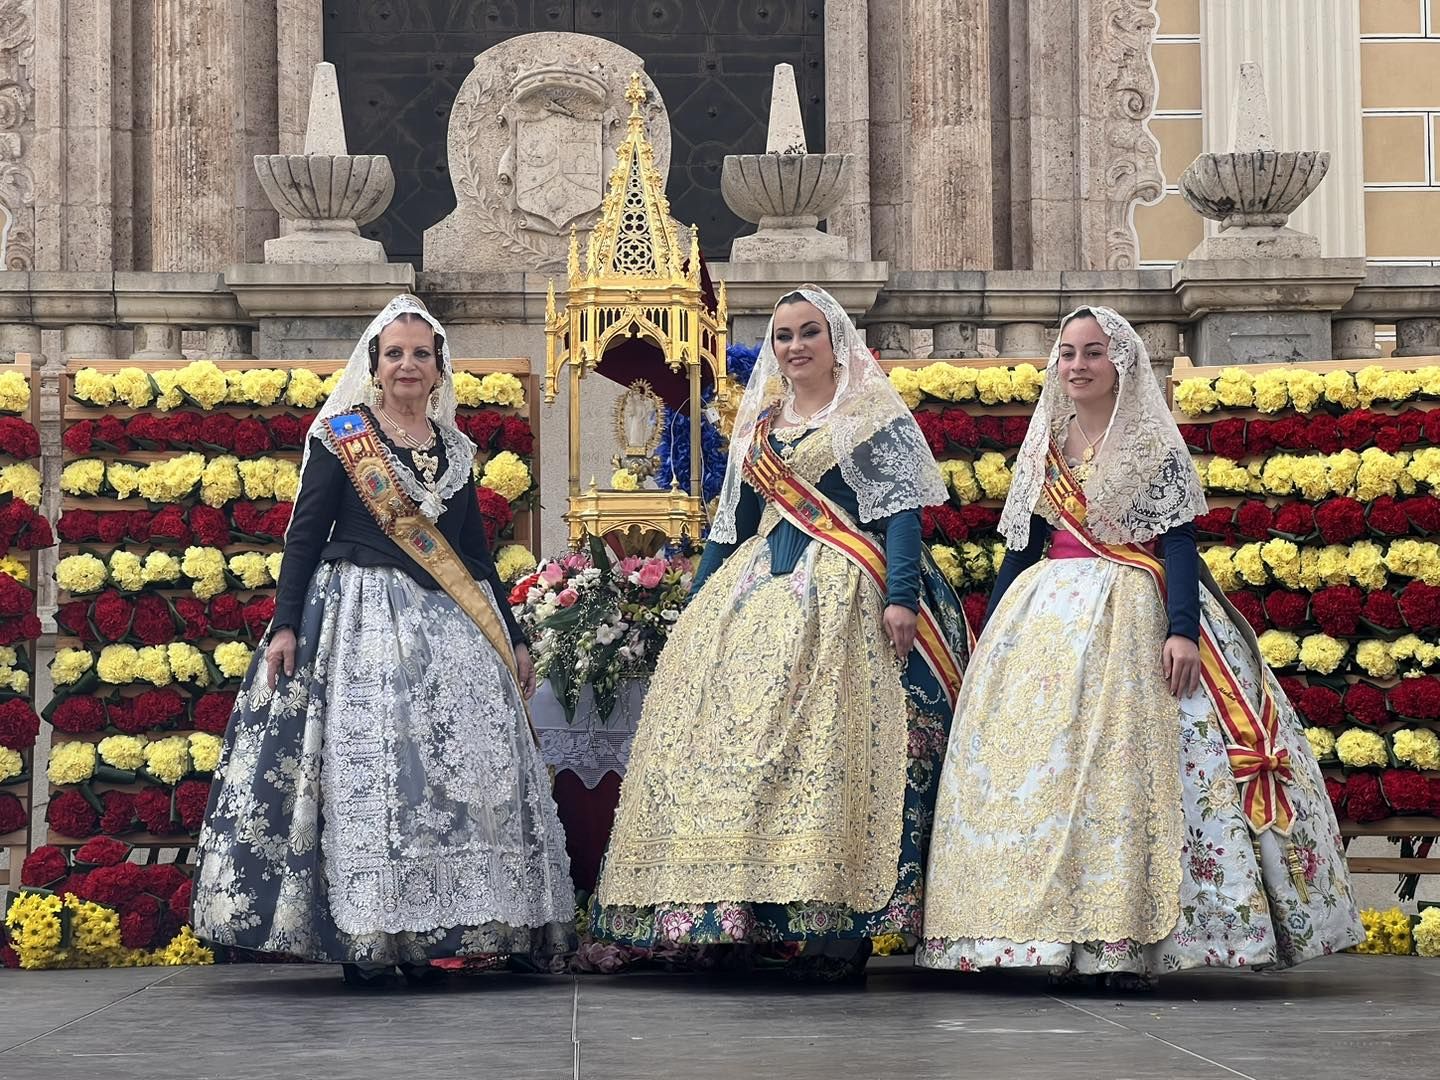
[493,543,537,583]
[1252,369,1290,413]
[142,551,182,585]
[1259,456,1296,497]
[238,368,289,407]
[888,368,923,409]
[108,550,144,592]
[480,451,532,503]
[166,642,210,687]
[1009,363,1044,403]
[271,460,300,501]
[265,552,285,582]
[610,468,639,492]
[98,734,148,771]
[1257,630,1299,668]
[1174,378,1220,417]
[200,456,243,507]
[228,553,272,589]
[181,547,227,600]
[1234,543,1269,586]
[1335,727,1388,769]
[1286,369,1325,413]
[0,745,23,783]
[1311,545,1353,589]
[975,368,1014,405]
[1355,447,1403,502]
[285,369,326,407]
[96,644,139,685]
[1386,539,1440,585]
[143,735,192,785]
[942,459,982,504]
[1409,446,1440,489]
[174,361,229,409]
[237,458,278,500]
[1299,633,1347,675]
[0,462,42,507]
[106,462,143,500]
[133,645,174,687]
[213,641,254,680]
[918,363,977,403]
[189,732,224,774]
[1322,370,1359,409]
[1392,727,1440,771]
[1214,367,1255,408]
[1415,907,1440,958]
[139,453,204,502]
[929,544,965,588]
[72,368,116,407]
[61,459,106,496]
[973,452,1012,499]
[47,740,98,785]
[57,553,108,594]
[51,648,95,686]
[1303,727,1337,761]
[1353,639,1397,678]
[111,367,155,409]
[1348,541,1389,590]
[1201,546,1239,592]
[1206,457,1255,494]
[151,370,184,411]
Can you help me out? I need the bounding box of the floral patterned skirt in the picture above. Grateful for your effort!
[917,556,1364,975]
[592,538,967,947]
[192,562,575,965]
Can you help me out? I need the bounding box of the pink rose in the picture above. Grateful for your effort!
[557,588,579,608]
[540,564,565,586]
[618,556,644,574]
[637,561,666,589]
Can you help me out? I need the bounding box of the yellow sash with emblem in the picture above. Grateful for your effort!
[324,411,527,699]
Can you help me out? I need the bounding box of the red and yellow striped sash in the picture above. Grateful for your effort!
[1043,438,1293,835]
[744,418,964,709]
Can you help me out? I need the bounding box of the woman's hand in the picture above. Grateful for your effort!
[266,627,297,690]
[515,643,537,700]
[883,605,918,662]
[1162,634,1201,698]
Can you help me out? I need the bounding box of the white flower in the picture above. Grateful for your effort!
[595,623,622,646]
[661,608,680,622]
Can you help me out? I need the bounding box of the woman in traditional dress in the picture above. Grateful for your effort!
[919,306,1363,986]
[592,286,969,981]
[193,295,574,987]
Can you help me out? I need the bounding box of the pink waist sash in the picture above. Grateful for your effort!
[1048,529,1155,561]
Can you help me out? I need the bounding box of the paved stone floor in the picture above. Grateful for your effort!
[1,953,1434,1080]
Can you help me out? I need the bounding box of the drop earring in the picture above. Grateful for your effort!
[368,375,384,408]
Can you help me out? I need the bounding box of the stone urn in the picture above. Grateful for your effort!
[255,63,396,264]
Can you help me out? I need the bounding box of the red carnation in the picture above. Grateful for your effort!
[1399,580,1440,632]
[93,589,134,642]
[1209,417,1247,460]
[1365,496,1409,538]
[1235,501,1274,541]
[958,505,1000,532]
[75,835,131,868]
[94,414,131,451]
[209,593,244,633]
[46,789,99,838]
[0,791,24,835]
[0,417,40,459]
[1343,772,1387,823]
[120,894,162,949]
[931,504,968,544]
[95,512,128,544]
[1263,590,1309,631]
[125,510,154,544]
[20,845,68,888]
[0,612,42,648]
[940,409,979,449]
[143,863,190,901]
[1312,585,1363,637]
[1395,409,1425,446]
[1226,591,1268,635]
[196,412,238,450]
[229,501,263,536]
[132,594,177,646]
[1425,408,1440,448]
[1000,416,1030,447]
[62,419,96,456]
[476,486,514,547]
[1314,498,1366,545]
[1362,589,1405,631]
[49,695,106,735]
[242,595,276,640]
[1295,684,1344,727]
[497,416,534,455]
[124,413,171,448]
[1270,416,1313,452]
[1193,507,1235,540]
[256,503,293,539]
[134,786,181,836]
[166,412,203,448]
[1324,776,1345,816]
[974,416,1005,447]
[0,698,40,751]
[1344,682,1390,726]
[55,600,94,642]
[131,689,187,732]
[268,413,307,448]
[174,597,210,642]
[176,778,212,832]
[1380,769,1431,814]
[169,877,194,922]
[99,790,137,835]
[1374,421,1404,454]
[914,411,946,456]
[1276,675,1306,702]
[105,697,141,734]
[17,508,52,550]
[1336,409,1378,451]
[1389,675,1440,720]
[1400,496,1440,534]
[192,692,237,735]
[57,509,100,544]
[0,572,31,616]
[1178,424,1209,453]
[232,417,273,457]
[147,505,191,544]
[961,592,989,638]
[920,507,940,542]
[463,410,503,449]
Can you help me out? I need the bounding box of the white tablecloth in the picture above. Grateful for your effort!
[530,678,644,789]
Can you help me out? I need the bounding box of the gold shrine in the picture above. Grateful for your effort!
[544,72,733,551]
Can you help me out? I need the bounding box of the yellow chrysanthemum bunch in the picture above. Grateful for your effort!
[480,451,532,503]
[0,554,28,584]
[494,544,537,583]
[5,891,215,969]
[1335,728,1388,769]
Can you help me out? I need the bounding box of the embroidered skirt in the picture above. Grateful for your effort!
[193,561,575,964]
[918,556,1363,974]
[592,537,966,945]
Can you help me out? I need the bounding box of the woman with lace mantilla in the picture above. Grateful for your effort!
[193,295,574,987]
[593,286,969,981]
[919,306,1362,987]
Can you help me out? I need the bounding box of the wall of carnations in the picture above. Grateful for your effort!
[2,356,540,969]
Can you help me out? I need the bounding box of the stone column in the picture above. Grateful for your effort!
[63,325,115,361]
[1332,318,1380,360]
[0,325,41,363]
[997,322,1051,357]
[906,1,992,270]
[1394,318,1440,358]
[825,0,872,260]
[1200,0,1365,257]
[868,322,914,358]
[130,324,183,360]
[933,322,979,358]
[205,326,255,359]
[1136,321,1183,383]
[148,1,278,271]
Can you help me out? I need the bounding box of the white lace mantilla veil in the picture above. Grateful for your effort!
[289,293,474,531]
[999,305,1208,548]
[709,284,948,543]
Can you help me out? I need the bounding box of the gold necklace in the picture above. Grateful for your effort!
[1072,416,1106,463]
[378,408,440,485]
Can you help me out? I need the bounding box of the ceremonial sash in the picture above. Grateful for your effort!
[324,411,529,706]
[1042,438,1294,837]
[744,417,965,709]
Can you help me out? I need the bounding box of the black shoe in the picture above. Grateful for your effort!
[342,963,396,989]
[400,962,446,987]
